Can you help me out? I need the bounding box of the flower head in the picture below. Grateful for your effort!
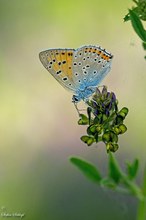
[78,86,129,153]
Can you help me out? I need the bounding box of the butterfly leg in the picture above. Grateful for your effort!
[73,102,81,116]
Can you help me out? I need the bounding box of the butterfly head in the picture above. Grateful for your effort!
[72,95,80,103]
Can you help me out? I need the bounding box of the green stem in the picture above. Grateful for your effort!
[137,166,146,220]
[109,153,143,200]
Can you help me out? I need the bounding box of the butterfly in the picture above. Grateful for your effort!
[39,45,113,103]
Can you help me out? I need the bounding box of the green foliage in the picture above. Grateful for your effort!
[70,154,144,201]
[129,9,146,42]
[124,0,146,59]
[124,0,146,22]
[126,159,139,180]
[108,152,123,183]
[69,157,102,183]
[142,41,146,50]
[69,2,146,220]
[78,86,129,153]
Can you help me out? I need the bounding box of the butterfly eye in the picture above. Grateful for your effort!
[72,95,79,102]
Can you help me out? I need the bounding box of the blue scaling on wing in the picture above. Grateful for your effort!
[39,45,113,103]
[71,45,113,102]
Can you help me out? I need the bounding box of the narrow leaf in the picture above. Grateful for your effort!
[69,156,102,183]
[142,41,146,50]
[108,152,123,183]
[137,166,146,220]
[129,9,146,42]
[124,7,139,22]
[126,159,139,180]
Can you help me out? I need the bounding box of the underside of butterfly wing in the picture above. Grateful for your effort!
[39,49,76,92]
[39,45,113,102]
[72,45,113,89]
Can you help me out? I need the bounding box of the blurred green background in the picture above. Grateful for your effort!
[0,0,146,219]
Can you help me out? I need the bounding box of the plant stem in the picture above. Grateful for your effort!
[109,153,143,200]
[137,166,146,220]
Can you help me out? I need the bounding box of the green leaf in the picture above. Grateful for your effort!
[69,157,102,183]
[129,9,146,42]
[136,166,146,219]
[126,159,139,180]
[124,7,139,22]
[142,41,146,50]
[108,152,123,183]
[124,13,130,22]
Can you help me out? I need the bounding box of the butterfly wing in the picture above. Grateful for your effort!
[72,45,113,89]
[39,48,76,92]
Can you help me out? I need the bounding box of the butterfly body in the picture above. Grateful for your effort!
[39,45,113,102]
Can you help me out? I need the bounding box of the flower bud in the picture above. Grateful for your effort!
[80,135,95,146]
[102,132,111,143]
[106,142,119,153]
[118,107,129,118]
[118,124,127,134]
[78,114,89,125]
